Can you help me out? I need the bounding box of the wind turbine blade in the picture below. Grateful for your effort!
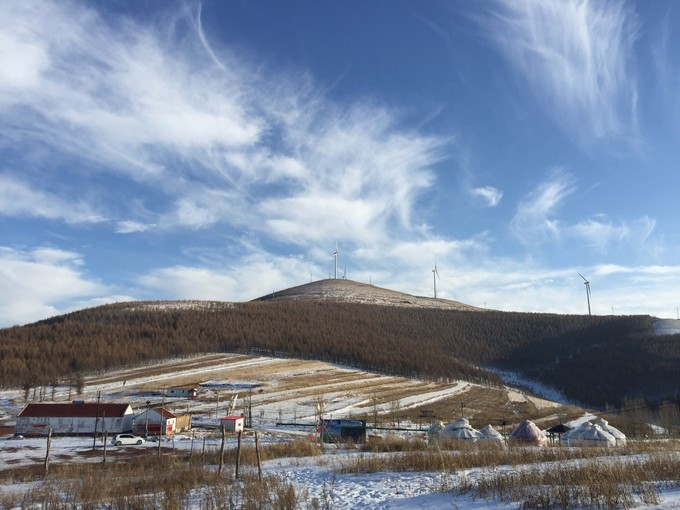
[578,272,588,283]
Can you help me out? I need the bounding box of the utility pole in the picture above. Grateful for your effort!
[145,400,150,437]
[157,393,165,457]
[92,391,101,451]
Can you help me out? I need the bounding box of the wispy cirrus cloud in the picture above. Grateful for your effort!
[512,170,656,254]
[482,0,639,143]
[115,220,154,234]
[571,214,655,252]
[0,0,446,252]
[511,170,576,242]
[471,186,503,207]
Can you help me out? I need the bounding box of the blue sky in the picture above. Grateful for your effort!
[2,0,680,326]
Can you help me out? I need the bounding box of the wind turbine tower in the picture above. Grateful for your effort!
[578,272,591,315]
[432,263,440,299]
[333,243,338,279]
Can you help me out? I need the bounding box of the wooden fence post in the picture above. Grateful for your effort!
[44,427,52,475]
[235,430,242,479]
[254,431,262,481]
[218,424,225,474]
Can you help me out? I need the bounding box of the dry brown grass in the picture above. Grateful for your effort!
[338,440,680,474]
[0,443,324,510]
[336,440,680,509]
[454,454,680,509]
[360,435,427,453]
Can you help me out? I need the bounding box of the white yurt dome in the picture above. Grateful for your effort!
[561,422,615,447]
[479,424,504,442]
[427,420,446,445]
[592,418,627,446]
[439,418,483,442]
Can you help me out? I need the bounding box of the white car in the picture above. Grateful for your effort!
[111,433,145,446]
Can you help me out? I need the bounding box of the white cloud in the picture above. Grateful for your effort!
[570,214,655,251]
[0,246,108,326]
[0,31,47,90]
[0,173,104,223]
[0,1,261,183]
[512,172,657,254]
[483,0,639,142]
[472,186,503,207]
[115,221,153,234]
[511,170,575,242]
[138,254,314,302]
[0,1,446,250]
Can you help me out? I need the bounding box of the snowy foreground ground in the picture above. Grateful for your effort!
[2,433,680,509]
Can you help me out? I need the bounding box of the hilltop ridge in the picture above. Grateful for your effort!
[254,279,481,311]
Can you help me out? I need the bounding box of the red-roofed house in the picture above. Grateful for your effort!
[133,407,177,436]
[16,402,134,435]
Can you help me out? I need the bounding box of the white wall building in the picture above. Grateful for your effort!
[133,407,177,436]
[165,387,198,399]
[220,416,244,433]
[16,403,134,435]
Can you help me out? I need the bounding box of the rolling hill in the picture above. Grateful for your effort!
[254,278,480,311]
[1,279,679,410]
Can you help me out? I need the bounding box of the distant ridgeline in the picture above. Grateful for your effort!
[0,298,677,408]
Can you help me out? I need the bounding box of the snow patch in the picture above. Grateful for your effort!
[653,319,680,336]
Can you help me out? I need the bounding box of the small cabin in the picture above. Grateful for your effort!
[133,407,177,436]
[165,387,198,400]
[220,416,244,433]
[320,419,366,443]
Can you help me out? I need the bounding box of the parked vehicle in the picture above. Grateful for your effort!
[111,433,145,446]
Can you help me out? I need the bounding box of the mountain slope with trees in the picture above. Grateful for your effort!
[1,281,678,408]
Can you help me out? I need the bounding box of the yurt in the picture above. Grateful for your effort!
[427,420,446,446]
[509,420,547,446]
[561,421,615,447]
[479,424,504,443]
[439,417,484,442]
[592,418,627,446]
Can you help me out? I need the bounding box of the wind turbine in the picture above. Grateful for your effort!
[432,263,440,299]
[333,243,338,279]
[578,272,591,315]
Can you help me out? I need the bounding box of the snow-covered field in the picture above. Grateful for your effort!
[1,354,543,430]
[2,353,679,508]
[3,434,680,509]
[653,319,680,336]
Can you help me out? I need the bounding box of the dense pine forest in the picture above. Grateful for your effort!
[1,300,678,408]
